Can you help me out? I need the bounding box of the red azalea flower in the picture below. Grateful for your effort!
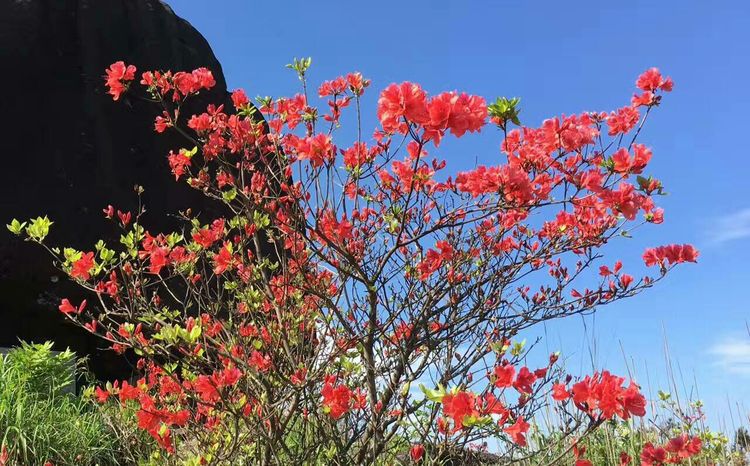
[410,444,425,462]
[167,149,192,181]
[643,244,699,267]
[377,82,429,133]
[58,298,86,315]
[513,367,537,394]
[503,417,530,446]
[441,391,478,430]
[552,383,570,401]
[493,363,516,388]
[70,252,95,280]
[321,378,353,419]
[636,67,672,92]
[104,61,136,100]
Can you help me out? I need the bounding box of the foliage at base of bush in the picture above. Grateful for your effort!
[0,342,122,466]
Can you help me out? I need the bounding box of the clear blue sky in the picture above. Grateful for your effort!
[171,0,750,430]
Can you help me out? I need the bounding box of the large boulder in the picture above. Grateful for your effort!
[0,0,232,379]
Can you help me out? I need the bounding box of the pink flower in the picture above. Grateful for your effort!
[503,417,530,446]
[377,82,429,133]
[105,61,136,100]
[636,67,673,92]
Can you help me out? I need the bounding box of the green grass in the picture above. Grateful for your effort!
[0,342,122,466]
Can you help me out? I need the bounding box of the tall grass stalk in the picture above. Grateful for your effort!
[0,342,122,466]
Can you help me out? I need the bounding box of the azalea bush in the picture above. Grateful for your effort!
[8,60,704,465]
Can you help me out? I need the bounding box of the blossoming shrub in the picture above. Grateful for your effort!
[8,60,701,464]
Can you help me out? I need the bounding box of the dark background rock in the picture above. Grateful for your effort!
[0,0,232,379]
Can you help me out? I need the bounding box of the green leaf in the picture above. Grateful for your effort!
[188,324,202,343]
[120,231,134,249]
[238,105,257,118]
[286,57,313,79]
[463,415,492,427]
[25,216,53,241]
[166,233,184,248]
[256,96,273,109]
[99,246,116,263]
[222,188,238,202]
[253,211,271,229]
[6,218,26,235]
[488,97,521,128]
[419,383,447,403]
[182,146,198,159]
[510,339,526,357]
[63,247,81,264]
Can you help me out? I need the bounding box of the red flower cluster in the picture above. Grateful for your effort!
[636,68,674,93]
[492,362,550,396]
[607,106,640,136]
[311,73,371,124]
[643,244,699,268]
[555,371,646,421]
[416,240,456,281]
[441,391,480,431]
[631,67,673,108]
[493,363,516,388]
[436,388,534,446]
[321,377,354,419]
[286,133,336,168]
[641,434,702,465]
[173,68,216,95]
[104,61,136,100]
[377,82,487,145]
[455,164,535,203]
[136,397,191,453]
[106,62,214,103]
[318,72,370,97]
[377,82,429,133]
[261,94,307,133]
[551,383,570,401]
[423,91,487,144]
[503,417,530,446]
[140,66,216,101]
[70,252,96,280]
[192,219,225,249]
[96,379,191,452]
[612,144,652,175]
[167,149,192,181]
[341,142,379,169]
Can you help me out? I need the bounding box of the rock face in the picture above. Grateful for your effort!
[0,0,231,379]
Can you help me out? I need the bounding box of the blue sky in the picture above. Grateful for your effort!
[171,0,750,429]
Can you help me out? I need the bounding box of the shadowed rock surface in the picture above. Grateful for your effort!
[0,0,232,379]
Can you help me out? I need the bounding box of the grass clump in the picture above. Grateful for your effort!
[0,341,121,466]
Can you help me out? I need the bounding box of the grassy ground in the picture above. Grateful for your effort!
[0,342,122,465]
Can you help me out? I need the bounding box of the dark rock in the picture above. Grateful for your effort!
[0,0,232,380]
